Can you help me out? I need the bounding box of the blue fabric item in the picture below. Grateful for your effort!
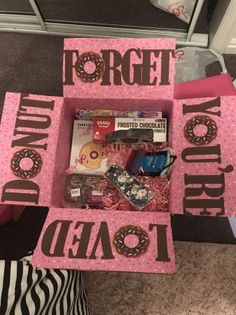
[140,153,167,174]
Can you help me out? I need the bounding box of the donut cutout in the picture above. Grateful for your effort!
[184,115,217,146]
[76,52,105,83]
[113,225,150,258]
[11,148,42,179]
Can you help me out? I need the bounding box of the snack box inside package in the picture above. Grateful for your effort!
[70,119,108,174]
[0,37,180,274]
[93,117,167,143]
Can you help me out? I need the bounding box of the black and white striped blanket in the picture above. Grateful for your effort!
[0,256,89,315]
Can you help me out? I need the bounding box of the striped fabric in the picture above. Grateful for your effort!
[0,257,89,315]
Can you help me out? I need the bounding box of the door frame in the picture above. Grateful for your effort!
[209,0,236,53]
[0,0,208,47]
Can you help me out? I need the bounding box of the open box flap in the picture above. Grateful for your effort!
[0,93,64,207]
[170,96,236,216]
[63,38,176,100]
[32,208,176,274]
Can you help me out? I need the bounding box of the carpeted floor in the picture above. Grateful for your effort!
[86,241,236,315]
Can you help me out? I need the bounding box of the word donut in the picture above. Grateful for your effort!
[184,115,217,146]
[11,148,42,179]
[113,225,150,258]
[76,52,105,83]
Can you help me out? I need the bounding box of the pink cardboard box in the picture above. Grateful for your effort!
[4,38,235,274]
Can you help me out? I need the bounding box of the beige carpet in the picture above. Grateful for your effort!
[86,242,236,315]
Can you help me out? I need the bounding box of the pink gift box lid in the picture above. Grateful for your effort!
[3,37,236,274]
[63,38,176,100]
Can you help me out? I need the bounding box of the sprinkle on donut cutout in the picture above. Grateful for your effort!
[75,52,105,83]
[184,115,217,146]
[11,148,43,179]
[113,225,150,258]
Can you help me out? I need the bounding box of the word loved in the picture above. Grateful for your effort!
[41,220,171,262]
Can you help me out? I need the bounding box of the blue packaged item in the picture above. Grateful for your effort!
[140,153,167,174]
[127,148,176,177]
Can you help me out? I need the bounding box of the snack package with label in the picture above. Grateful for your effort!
[63,173,106,209]
[93,117,167,143]
[70,120,108,174]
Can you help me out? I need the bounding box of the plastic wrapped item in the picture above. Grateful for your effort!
[64,169,169,212]
[99,174,169,212]
[76,108,162,119]
[63,172,106,209]
[175,47,227,83]
[105,165,152,210]
[149,0,197,23]
[103,142,168,169]
[126,148,176,177]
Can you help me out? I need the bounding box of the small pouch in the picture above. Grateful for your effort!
[105,165,152,210]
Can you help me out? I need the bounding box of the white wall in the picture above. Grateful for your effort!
[209,0,236,54]
[224,23,236,54]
